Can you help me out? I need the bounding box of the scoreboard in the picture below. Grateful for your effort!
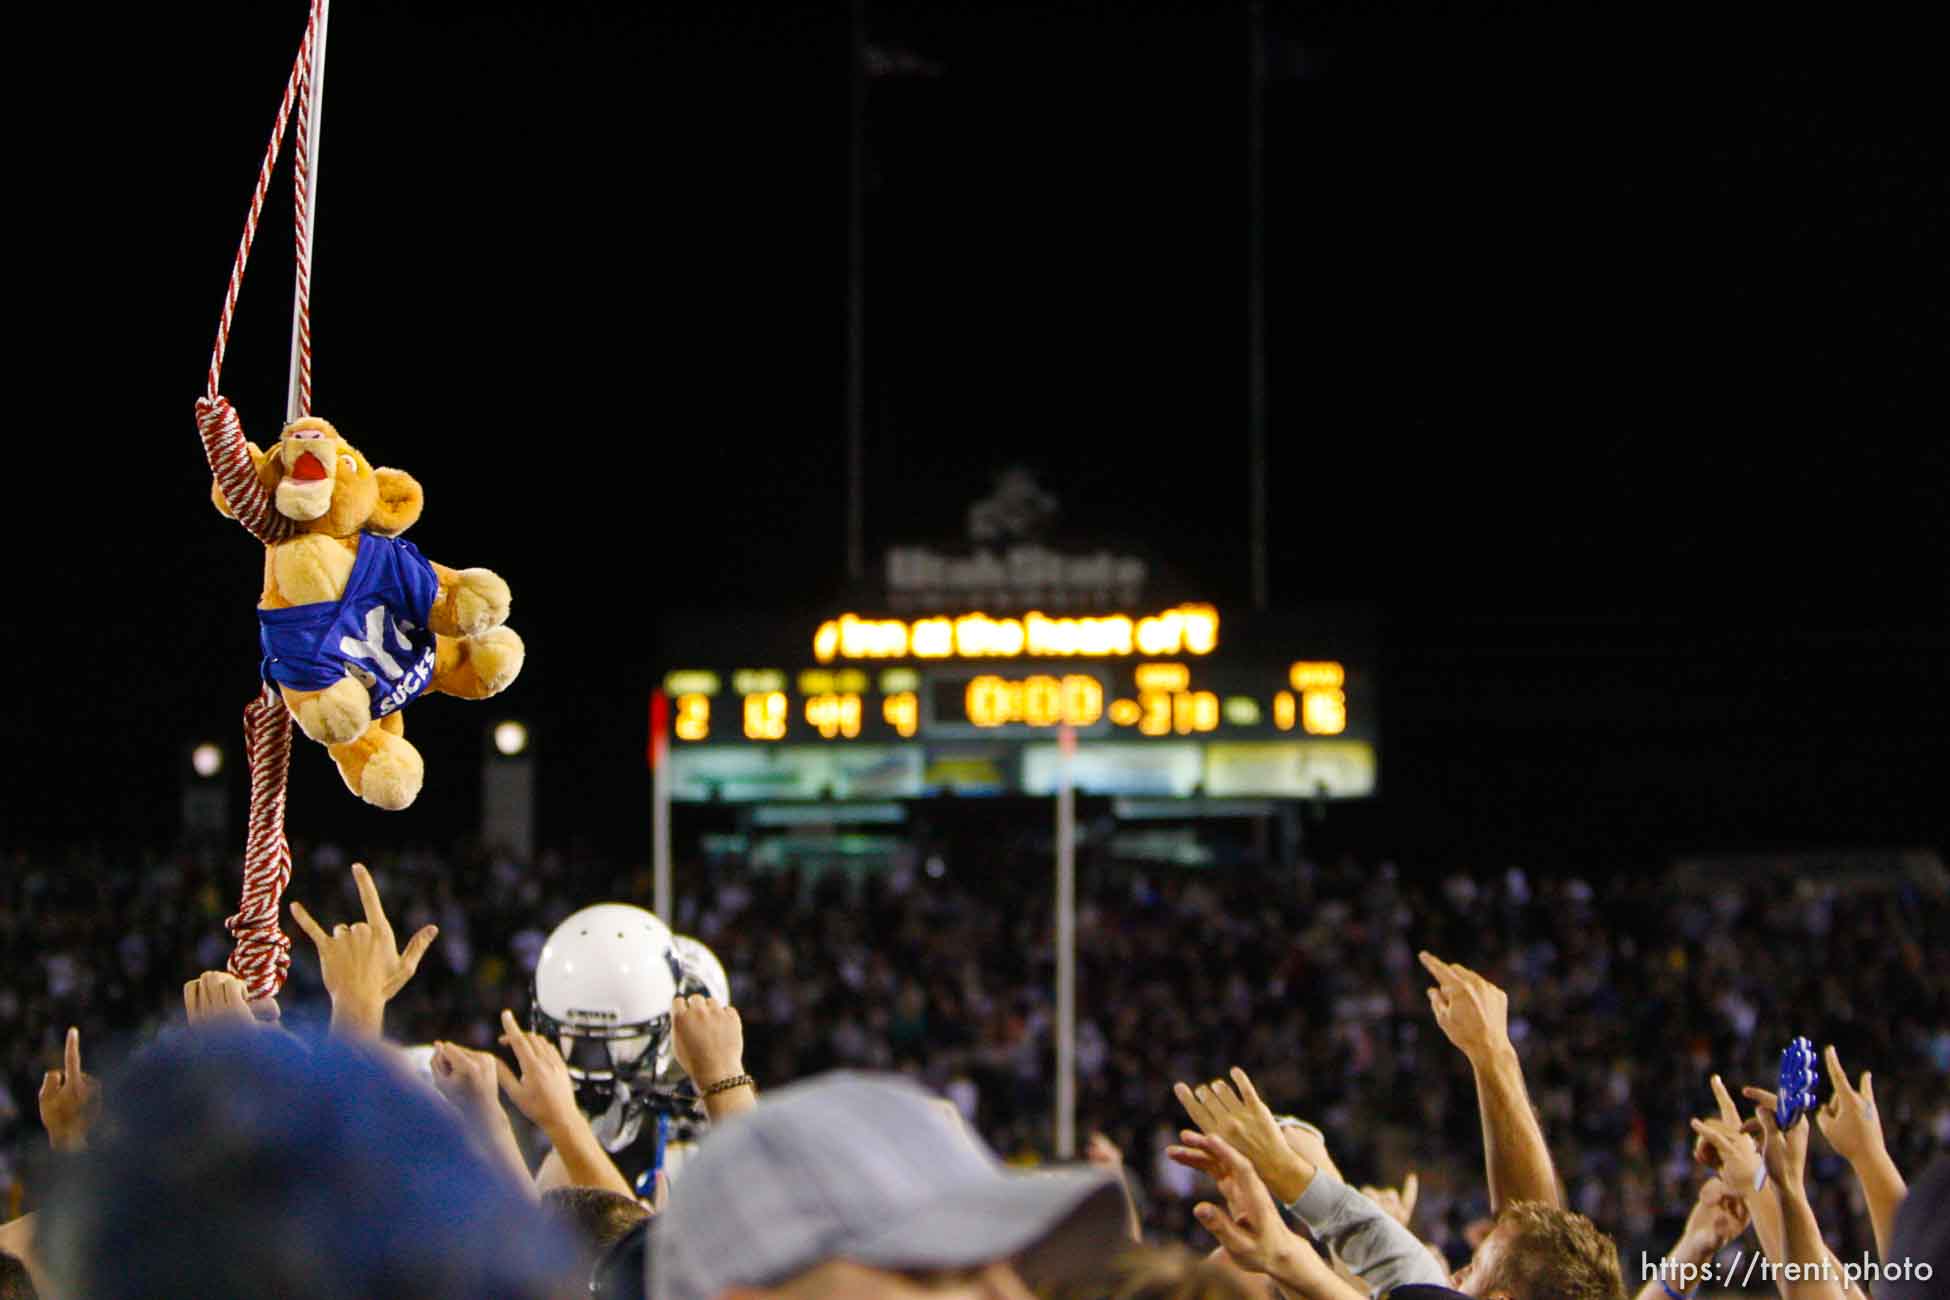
[659,604,1376,803]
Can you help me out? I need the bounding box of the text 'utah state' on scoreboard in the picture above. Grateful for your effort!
[658,604,1378,803]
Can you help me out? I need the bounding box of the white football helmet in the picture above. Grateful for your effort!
[531,903,681,1148]
[655,934,734,1149]
[670,934,730,1004]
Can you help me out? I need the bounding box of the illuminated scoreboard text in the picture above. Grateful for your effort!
[660,604,1355,746]
[659,605,1374,801]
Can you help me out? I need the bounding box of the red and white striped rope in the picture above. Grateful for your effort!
[204,18,314,404]
[227,684,296,1001]
[199,0,327,1001]
[290,0,319,418]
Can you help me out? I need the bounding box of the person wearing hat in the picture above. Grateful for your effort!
[647,1071,1129,1299]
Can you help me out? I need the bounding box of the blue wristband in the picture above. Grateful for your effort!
[1662,1281,1696,1300]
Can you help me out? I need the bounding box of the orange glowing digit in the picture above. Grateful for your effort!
[884,691,919,737]
[1191,691,1218,732]
[1301,687,1346,735]
[1274,691,1296,731]
[743,692,787,740]
[1023,676,1062,727]
[1062,675,1103,726]
[967,676,1007,727]
[674,693,710,741]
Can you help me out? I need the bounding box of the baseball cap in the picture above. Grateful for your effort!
[649,1071,1127,1300]
[44,1026,574,1299]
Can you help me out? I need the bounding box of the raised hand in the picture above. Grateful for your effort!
[1691,1075,1764,1193]
[430,1040,535,1196]
[290,862,438,1039]
[1174,1067,1314,1205]
[1085,1131,1125,1171]
[1743,1085,1810,1198]
[1419,951,1511,1065]
[1168,1129,1314,1281]
[38,1027,101,1152]
[672,994,755,1121]
[1741,1087,1850,1300]
[496,1008,635,1198]
[1814,1046,1887,1165]
[1421,951,1560,1212]
[1814,1045,1907,1261]
[183,970,259,1029]
[670,994,746,1089]
[431,1040,505,1121]
[494,1008,581,1134]
[1085,1131,1143,1245]
[1677,1176,1751,1264]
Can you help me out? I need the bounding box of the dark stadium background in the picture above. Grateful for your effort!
[11,1,1945,871]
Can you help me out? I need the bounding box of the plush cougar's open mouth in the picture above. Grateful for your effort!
[275,443,335,520]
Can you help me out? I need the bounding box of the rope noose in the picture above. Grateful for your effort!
[198,0,325,1004]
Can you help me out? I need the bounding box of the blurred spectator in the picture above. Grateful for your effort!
[40,1026,574,1298]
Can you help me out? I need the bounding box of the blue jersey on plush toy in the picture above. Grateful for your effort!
[258,533,441,719]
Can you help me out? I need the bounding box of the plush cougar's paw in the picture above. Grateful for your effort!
[293,677,371,745]
[357,734,425,811]
[451,568,511,637]
[467,626,525,696]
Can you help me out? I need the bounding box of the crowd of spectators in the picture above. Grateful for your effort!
[667,831,1950,1277]
[4,826,1945,1292]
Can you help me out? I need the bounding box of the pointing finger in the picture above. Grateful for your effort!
[351,863,391,934]
[290,900,330,948]
[66,1027,81,1079]
[1710,1074,1740,1126]
[1418,951,1460,986]
[1401,1171,1420,1217]
[1823,1046,1853,1099]
[500,1010,536,1073]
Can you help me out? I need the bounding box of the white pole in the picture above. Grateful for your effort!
[1055,725,1077,1159]
[288,0,330,422]
[652,690,673,922]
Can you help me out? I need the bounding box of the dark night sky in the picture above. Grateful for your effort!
[11,2,1946,868]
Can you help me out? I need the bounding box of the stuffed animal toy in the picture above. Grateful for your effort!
[212,416,523,809]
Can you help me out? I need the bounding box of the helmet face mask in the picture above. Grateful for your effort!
[531,1004,673,1117]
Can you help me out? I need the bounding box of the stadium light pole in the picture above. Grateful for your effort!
[1055,724,1077,1159]
[650,689,672,922]
[1247,0,1270,614]
[844,0,867,586]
